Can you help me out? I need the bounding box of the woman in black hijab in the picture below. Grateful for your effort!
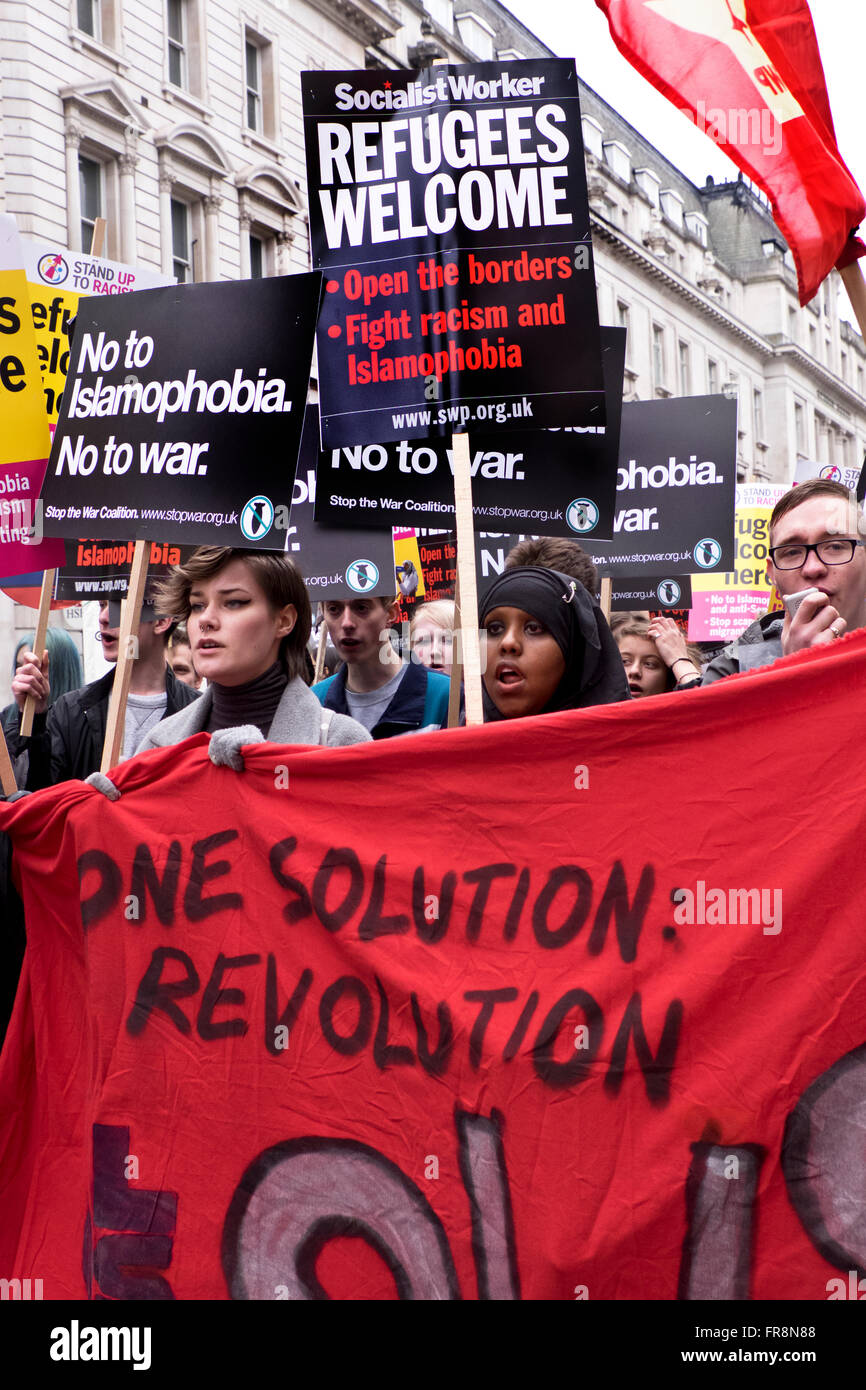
[479,567,630,721]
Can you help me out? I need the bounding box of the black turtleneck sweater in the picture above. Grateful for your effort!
[206,661,289,737]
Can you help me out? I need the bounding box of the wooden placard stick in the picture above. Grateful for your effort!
[20,567,55,737]
[600,576,612,621]
[89,217,107,259]
[426,55,482,728]
[0,723,18,796]
[22,220,107,738]
[447,570,462,727]
[314,607,328,682]
[451,431,483,726]
[100,540,149,772]
[839,261,866,343]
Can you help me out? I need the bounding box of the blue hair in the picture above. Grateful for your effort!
[13,629,83,704]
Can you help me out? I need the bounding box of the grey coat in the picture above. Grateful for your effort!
[700,612,784,685]
[133,675,371,753]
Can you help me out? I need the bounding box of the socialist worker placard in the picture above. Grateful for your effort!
[302,60,606,446]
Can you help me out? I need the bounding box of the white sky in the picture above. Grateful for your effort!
[503,0,865,323]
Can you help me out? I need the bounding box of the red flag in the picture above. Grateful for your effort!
[595,0,866,304]
[3,634,866,1297]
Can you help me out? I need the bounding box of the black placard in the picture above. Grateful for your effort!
[610,575,693,611]
[302,60,605,445]
[588,395,737,579]
[289,407,396,600]
[40,275,321,548]
[314,328,625,536]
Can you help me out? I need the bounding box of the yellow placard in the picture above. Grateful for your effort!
[0,268,53,464]
[26,281,78,424]
[393,530,426,601]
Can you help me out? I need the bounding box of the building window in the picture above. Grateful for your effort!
[425,0,453,32]
[455,11,495,59]
[795,400,806,453]
[635,168,660,207]
[616,299,629,332]
[167,0,186,88]
[249,233,264,279]
[77,0,99,38]
[171,198,192,281]
[753,389,764,443]
[858,365,864,398]
[79,155,103,252]
[678,341,691,395]
[841,349,847,382]
[808,322,817,357]
[652,324,665,390]
[245,38,261,131]
[237,166,302,279]
[684,211,708,245]
[157,124,229,280]
[660,189,684,228]
[63,84,145,260]
[842,433,852,469]
[707,358,718,394]
[581,116,604,160]
[242,29,277,142]
[604,142,631,183]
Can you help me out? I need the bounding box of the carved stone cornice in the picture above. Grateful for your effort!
[304,0,397,48]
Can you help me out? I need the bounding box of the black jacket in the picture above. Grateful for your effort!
[6,665,199,789]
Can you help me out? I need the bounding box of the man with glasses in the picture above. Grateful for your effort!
[701,478,866,684]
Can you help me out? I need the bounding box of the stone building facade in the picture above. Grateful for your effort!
[580,85,866,485]
[0,0,864,692]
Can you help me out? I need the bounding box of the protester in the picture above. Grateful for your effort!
[10,595,198,787]
[136,547,370,752]
[1,628,83,745]
[0,632,85,1044]
[479,566,629,720]
[615,615,703,696]
[702,478,866,682]
[505,535,598,597]
[314,594,451,736]
[410,600,456,677]
[608,609,650,636]
[166,625,202,690]
[321,644,340,678]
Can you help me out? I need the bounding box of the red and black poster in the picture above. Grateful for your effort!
[54,539,196,601]
[302,60,606,445]
[315,328,625,536]
[3,632,866,1298]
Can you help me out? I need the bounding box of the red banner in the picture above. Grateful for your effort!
[595,0,866,305]
[2,632,866,1299]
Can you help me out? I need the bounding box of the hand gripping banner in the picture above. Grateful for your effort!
[2,633,866,1299]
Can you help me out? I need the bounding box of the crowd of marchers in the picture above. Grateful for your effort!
[0,475,861,1040]
[6,477,863,778]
